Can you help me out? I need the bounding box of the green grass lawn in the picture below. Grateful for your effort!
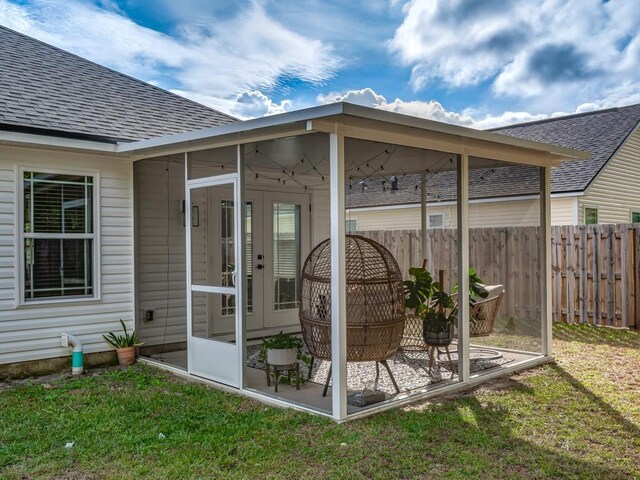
[1,324,639,479]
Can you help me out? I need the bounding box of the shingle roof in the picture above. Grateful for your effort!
[348,103,640,208]
[492,103,640,193]
[0,26,237,142]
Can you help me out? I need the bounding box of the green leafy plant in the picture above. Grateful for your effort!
[259,331,311,385]
[404,267,489,335]
[404,267,457,334]
[453,268,489,304]
[103,320,144,349]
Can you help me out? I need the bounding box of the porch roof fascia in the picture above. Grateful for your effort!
[115,102,590,167]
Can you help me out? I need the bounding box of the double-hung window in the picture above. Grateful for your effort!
[21,170,97,302]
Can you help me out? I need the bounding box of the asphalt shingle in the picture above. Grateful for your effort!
[0,26,237,142]
[492,104,640,193]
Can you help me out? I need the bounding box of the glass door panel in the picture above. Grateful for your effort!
[273,202,301,311]
[210,189,262,332]
[263,192,310,329]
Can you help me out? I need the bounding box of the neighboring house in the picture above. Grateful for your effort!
[0,26,236,368]
[346,104,640,229]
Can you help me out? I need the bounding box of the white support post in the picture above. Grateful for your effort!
[184,152,192,372]
[329,130,348,421]
[420,172,428,263]
[457,152,470,382]
[236,144,246,387]
[540,166,553,357]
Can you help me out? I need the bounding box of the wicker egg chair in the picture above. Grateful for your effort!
[299,235,406,396]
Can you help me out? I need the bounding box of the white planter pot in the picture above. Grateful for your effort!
[266,348,297,366]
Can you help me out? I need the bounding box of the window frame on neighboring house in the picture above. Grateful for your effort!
[345,218,358,233]
[16,166,101,306]
[428,213,444,229]
[631,210,640,224]
[584,206,599,225]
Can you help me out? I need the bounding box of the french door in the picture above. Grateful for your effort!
[262,191,310,329]
[208,189,310,336]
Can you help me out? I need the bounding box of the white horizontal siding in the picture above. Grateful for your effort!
[312,188,330,245]
[134,158,190,346]
[579,127,640,224]
[348,196,577,230]
[0,145,134,365]
[550,197,577,225]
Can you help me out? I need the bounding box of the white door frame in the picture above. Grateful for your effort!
[185,169,243,388]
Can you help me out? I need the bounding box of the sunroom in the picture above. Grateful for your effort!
[124,103,586,421]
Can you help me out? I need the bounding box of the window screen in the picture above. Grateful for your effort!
[428,213,444,229]
[584,207,598,225]
[23,172,95,300]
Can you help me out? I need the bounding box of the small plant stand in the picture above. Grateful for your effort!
[265,361,301,392]
[427,345,454,373]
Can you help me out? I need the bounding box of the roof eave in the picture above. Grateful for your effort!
[117,102,591,164]
[0,129,120,153]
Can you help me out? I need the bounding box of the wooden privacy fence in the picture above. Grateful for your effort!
[357,224,640,329]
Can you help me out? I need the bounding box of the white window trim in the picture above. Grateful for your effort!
[428,213,444,229]
[583,205,598,225]
[15,165,101,306]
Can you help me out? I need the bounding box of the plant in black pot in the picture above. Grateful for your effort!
[404,267,457,347]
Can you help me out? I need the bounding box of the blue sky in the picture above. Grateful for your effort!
[1,0,639,127]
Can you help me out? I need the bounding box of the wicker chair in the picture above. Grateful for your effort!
[299,235,406,396]
[468,285,505,337]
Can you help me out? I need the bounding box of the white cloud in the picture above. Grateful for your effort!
[173,89,293,119]
[0,0,341,112]
[318,87,581,129]
[389,0,640,109]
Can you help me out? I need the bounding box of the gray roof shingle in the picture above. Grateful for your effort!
[492,103,640,194]
[0,26,237,142]
[348,104,640,208]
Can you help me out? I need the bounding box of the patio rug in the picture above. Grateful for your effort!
[246,344,513,395]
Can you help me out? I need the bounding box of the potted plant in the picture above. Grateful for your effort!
[103,320,144,367]
[404,267,457,346]
[259,331,310,386]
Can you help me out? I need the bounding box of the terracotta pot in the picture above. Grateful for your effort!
[116,346,136,366]
[266,348,297,367]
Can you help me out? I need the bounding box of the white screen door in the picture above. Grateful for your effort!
[186,173,243,387]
